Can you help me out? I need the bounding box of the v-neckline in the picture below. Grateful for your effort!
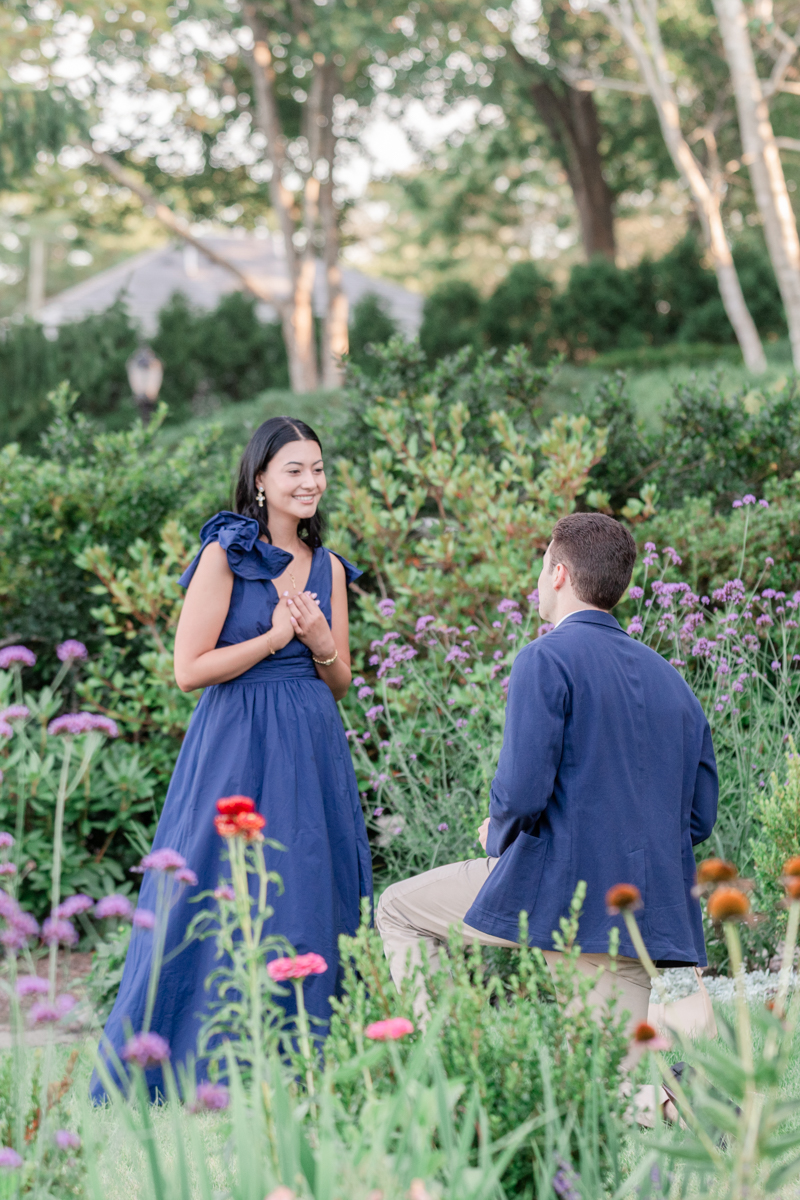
[266,545,321,603]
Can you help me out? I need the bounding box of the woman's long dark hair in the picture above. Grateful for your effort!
[235,416,325,549]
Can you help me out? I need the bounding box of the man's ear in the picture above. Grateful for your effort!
[552,562,570,591]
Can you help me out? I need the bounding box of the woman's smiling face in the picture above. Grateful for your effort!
[256,438,326,523]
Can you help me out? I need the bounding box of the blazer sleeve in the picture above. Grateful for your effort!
[690,717,718,846]
[486,644,568,858]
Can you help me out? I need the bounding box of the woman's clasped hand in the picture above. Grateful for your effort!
[285,590,338,661]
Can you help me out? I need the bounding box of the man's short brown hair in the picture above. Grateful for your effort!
[549,513,636,610]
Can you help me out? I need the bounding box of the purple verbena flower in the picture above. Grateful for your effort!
[365,705,384,722]
[54,1130,81,1150]
[140,848,186,873]
[0,647,35,670]
[743,494,756,505]
[42,917,77,947]
[627,617,644,636]
[0,723,13,739]
[357,686,374,700]
[214,884,235,901]
[56,640,88,663]
[0,706,28,723]
[527,588,539,606]
[628,586,644,600]
[56,895,94,919]
[497,598,519,614]
[122,1031,170,1067]
[732,499,743,508]
[437,823,449,833]
[133,909,156,930]
[759,499,770,508]
[377,598,396,619]
[0,865,16,877]
[175,867,198,885]
[191,1082,230,1111]
[15,976,49,997]
[94,894,133,920]
[0,1148,22,1169]
[0,834,13,849]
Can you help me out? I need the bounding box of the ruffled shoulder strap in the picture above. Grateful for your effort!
[328,549,362,587]
[179,511,294,588]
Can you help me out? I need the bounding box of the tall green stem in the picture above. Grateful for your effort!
[49,737,73,1000]
[292,978,316,1099]
[622,910,660,981]
[142,871,172,1035]
[725,920,760,1200]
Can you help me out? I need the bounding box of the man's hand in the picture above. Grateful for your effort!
[478,817,490,852]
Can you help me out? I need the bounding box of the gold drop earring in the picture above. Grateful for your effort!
[256,486,265,508]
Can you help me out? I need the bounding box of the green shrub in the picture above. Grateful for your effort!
[152,291,289,422]
[479,261,554,361]
[553,256,646,356]
[419,279,483,362]
[347,291,398,376]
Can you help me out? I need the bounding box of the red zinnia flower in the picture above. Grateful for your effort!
[234,811,265,839]
[783,855,800,878]
[213,816,239,838]
[216,796,256,817]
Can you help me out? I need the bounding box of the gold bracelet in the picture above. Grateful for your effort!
[312,649,339,667]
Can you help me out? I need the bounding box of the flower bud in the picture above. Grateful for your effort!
[605,884,642,914]
[696,858,738,885]
[707,886,750,923]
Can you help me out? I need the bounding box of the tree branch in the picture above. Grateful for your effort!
[80,142,283,312]
[558,65,650,95]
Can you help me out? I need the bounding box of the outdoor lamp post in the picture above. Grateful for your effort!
[126,345,164,424]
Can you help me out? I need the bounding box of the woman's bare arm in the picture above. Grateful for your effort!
[173,543,293,691]
[287,555,352,700]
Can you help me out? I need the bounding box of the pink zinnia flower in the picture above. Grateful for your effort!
[0,646,35,670]
[41,917,77,947]
[267,953,328,982]
[139,848,186,873]
[133,909,156,930]
[190,1081,230,1111]
[56,640,88,663]
[365,1017,415,1041]
[122,1031,170,1067]
[56,894,93,919]
[94,894,133,920]
[15,975,49,997]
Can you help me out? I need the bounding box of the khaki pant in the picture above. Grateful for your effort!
[376,857,651,1035]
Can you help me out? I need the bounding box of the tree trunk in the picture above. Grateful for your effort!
[599,0,766,372]
[528,78,617,260]
[27,236,46,314]
[247,23,320,392]
[713,0,800,368]
[317,60,348,388]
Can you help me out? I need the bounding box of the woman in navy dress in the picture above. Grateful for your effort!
[92,416,372,1099]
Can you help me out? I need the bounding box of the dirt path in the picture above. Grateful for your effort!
[0,951,97,1049]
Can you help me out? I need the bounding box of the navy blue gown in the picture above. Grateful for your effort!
[91,511,373,1100]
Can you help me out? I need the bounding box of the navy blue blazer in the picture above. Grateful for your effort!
[465,610,718,965]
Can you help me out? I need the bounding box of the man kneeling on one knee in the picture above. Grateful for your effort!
[376,513,718,1034]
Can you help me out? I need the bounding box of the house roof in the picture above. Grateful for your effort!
[37,232,423,337]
